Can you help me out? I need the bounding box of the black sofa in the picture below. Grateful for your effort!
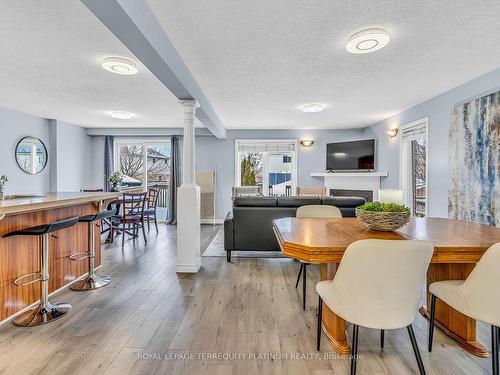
[224,196,366,261]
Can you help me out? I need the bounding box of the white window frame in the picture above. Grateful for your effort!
[399,117,429,217]
[114,137,171,190]
[234,139,298,195]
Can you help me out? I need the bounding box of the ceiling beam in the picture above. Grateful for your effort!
[81,0,226,139]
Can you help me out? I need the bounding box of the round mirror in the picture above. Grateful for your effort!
[15,137,48,175]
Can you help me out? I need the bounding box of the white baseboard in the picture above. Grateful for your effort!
[200,219,224,225]
[175,263,201,273]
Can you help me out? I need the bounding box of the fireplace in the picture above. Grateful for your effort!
[330,189,373,202]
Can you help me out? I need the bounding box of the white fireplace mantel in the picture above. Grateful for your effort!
[310,172,389,201]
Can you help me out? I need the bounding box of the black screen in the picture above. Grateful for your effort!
[326,140,375,171]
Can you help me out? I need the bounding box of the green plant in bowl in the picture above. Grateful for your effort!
[356,201,411,231]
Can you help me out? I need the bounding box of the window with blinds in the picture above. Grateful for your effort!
[401,121,427,142]
[236,140,296,153]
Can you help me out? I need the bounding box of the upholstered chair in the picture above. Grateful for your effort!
[316,239,433,375]
[428,242,500,375]
[295,205,342,310]
[296,186,326,197]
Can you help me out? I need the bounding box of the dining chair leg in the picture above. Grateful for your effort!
[154,214,158,233]
[380,330,385,349]
[141,220,147,244]
[317,295,323,351]
[121,223,125,249]
[147,217,150,231]
[407,324,426,375]
[351,324,359,375]
[492,325,499,375]
[428,294,437,352]
[295,263,303,288]
[302,263,307,310]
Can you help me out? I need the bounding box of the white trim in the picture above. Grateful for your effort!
[176,263,201,273]
[311,172,388,177]
[399,117,429,217]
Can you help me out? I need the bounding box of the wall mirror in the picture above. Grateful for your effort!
[15,136,48,175]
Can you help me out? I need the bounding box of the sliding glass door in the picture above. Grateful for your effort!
[114,138,171,220]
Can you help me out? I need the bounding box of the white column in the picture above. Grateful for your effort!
[176,100,201,273]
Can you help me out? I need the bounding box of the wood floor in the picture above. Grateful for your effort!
[0,224,493,375]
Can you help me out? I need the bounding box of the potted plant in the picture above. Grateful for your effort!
[356,201,411,231]
[108,172,123,192]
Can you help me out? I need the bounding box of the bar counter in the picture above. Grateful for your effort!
[0,192,120,322]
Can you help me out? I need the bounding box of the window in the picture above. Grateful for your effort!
[400,119,428,217]
[235,140,297,196]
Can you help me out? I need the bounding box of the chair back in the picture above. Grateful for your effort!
[462,242,500,325]
[147,187,160,209]
[122,192,147,219]
[81,188,103,192]
[296,186,326,197]
[297,205,342,218]
[232,186,262,198]
[325,239,433,329]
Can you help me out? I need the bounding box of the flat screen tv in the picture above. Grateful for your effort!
[326,139,375,171]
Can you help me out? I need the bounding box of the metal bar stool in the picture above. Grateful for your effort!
[2,216,79,326]
[69,210,114,291]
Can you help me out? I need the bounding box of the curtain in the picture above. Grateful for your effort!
[167,136,181,224]
[104,136,114,192]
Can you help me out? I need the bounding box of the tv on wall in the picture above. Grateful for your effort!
[326,139,375,171]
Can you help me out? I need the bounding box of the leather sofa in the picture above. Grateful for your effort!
[224,196,366,261]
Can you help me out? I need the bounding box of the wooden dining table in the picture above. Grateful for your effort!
[273,217,500,358]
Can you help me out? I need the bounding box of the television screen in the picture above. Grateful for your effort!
[326,140,375,171]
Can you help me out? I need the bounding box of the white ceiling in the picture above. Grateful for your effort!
[1,1,500,130]
[0,0,192,128]
[146,0,500,129]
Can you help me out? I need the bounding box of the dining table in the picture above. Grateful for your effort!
[273,217,500,358]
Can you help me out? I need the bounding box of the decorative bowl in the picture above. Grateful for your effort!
[356,207,410,231]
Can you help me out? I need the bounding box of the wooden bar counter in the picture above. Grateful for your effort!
[0,192,119,322]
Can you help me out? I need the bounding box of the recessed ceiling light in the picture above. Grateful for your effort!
[346,28,390,54]
[300,103,325,113]
[102,57,138,75]
[109,111,133,120]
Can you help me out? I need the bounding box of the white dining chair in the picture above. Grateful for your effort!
[295,205,342,310]
[316,239,433,375]
[428,242,500,375]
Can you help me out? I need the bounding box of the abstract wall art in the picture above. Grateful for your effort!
[449,89,500,226]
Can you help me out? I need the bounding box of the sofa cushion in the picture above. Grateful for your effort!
[322,196,366,207]
[277,196,322,207]
[233,196,277,207]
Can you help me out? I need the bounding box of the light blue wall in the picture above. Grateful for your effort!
[369,67,500,218]
[0,106,97,194]
[196,128,376,219]
[0,107,50,193]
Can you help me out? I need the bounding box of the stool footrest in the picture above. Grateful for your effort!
[14,272,42,286]
[69,252,90,261]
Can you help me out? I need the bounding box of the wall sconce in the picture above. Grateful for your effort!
[385,128,398,138]
[300,139,314,147]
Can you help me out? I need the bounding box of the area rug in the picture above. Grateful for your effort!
[202,229,285,258]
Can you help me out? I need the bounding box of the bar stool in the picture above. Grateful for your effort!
[2,217,79,326]
[69,210,114,291]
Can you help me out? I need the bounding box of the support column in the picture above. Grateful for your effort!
[176,100,201,273]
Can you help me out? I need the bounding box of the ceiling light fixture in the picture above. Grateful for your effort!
[300,103,325,113]
[102,57,138,75]
[346,28,390,54]
[109,111,133,120]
